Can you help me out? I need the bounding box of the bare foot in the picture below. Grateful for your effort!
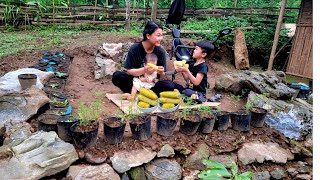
[122,93,134,100]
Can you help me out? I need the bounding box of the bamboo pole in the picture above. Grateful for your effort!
[267,0,287,71]
[125,0,130,31]
[106,0,109,18]
[213,0,218,13]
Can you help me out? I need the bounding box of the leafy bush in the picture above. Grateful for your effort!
[198,159,253,180]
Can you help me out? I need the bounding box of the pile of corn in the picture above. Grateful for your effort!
[159,91,181,109]
[137,87,158,108]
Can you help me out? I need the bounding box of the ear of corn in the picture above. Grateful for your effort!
[140,88,158,100]
[162,103,175,109]
[147,63,158,70]
[174,60,187,67]
[160,91,180,99]
[159,97,181,104]
[138,101,150,108]
[138,94,157,106]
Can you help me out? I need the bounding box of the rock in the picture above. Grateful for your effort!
[85,151,107,164]
[121,172,130,180]
[174,146,191,156]
[253,171,271,180]
[294,174,312,180]
[128,166,146,180]
[287,167,298,177]
[215,70,295,99]
[102,43,123,57]
[238,141,294,165]
[0,131,78,180]
[297,161,311,173]
[183,170,200,180]
[0,86,50,125]
[0,68,53,92]
[145,158,182,180]
[110,149,157,173]
[307,94,312,104]
[304,157,312,166]
[67,163,120,180]
[184,143,210,170]
[290,140,313,157]
[209,154,237,168]
[3,122,32,145]
[157,144,175,157]
[270,168,287,180]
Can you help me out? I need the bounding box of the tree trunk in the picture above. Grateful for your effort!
[234,28,250,70]
[151,0,158,21]
[125,0,131,31]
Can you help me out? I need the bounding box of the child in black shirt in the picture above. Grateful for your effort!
[175,40,214,103]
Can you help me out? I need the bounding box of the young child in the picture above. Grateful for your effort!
[175,40,214,103]
[122,53,158,100]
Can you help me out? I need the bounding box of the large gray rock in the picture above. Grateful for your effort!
[67,163,120,180]
[215,70,295,99]
[184,143,210,170]
[0,68,53,92]
[110,149,157,173]
[238,142,294,165]
[145,158,182,180]
[0,131,78,180]
[128,166,146,180]
[0,86,49,125]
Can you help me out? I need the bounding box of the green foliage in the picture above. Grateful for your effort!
[77,99,102,127]
[49,98,68,106]
[198,159,253,180]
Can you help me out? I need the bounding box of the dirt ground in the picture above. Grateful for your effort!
[1,34,297,177]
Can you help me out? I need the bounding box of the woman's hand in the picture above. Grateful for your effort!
[156,66,165,75]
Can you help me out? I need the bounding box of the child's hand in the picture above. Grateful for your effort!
[176,65,189,73]
[156,66,165,74]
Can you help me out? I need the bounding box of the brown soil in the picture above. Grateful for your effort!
[1,33,297,178]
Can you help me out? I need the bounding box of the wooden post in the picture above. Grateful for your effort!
[234,28,250,70]
[151,0,158,21]
[267,0,287,71]
[125,0,131,31]
[213,0,218,13]
[93,0,98,21]
[106,0,109,18]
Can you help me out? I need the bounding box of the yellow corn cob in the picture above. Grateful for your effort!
[160,91,180,99]
[138,101,150,108]
[147,63,158,70]
[140,87,158,100]
[162,103,175,109]
[174,60,186,67]
[137,94,157,106]
[159,97,180,104]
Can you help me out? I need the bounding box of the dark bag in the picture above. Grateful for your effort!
[166,0,185,25]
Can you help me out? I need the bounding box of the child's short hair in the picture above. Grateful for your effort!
[144,53,158,64]
[196,40,215,58]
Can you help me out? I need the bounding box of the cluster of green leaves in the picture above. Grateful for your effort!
[198,159,253,180]
[49,98,68,106]
[77,99,102,126]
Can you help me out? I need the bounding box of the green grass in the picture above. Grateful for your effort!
[286,74,311,85]
[0,25,140,59]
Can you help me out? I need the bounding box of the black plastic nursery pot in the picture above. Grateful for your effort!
[129,115,152,141]
[180,112,201,135]
[0,126,5,146]
[214,111,230,131]
[156,113,178,136]
[37,113,59,132]
[198,116,216,134]
[70,121,99,149]
[104,116,126,144]
[57,116,78,142]
[250,107,268,128]
[231,110,251,132]
[18,73,37,90]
